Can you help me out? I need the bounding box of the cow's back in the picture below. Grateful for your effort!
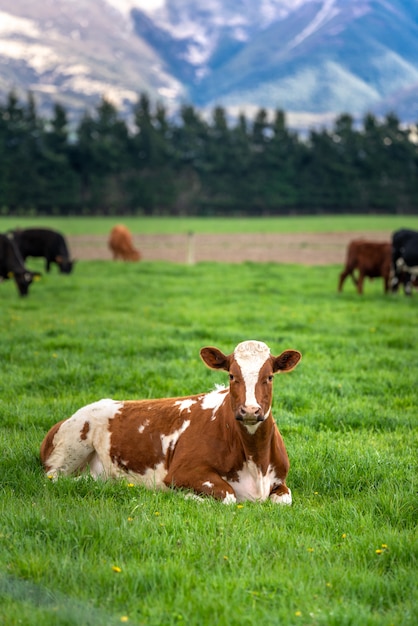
[108,225,140,261]
[14,228,73,273]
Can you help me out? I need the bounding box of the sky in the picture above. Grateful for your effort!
[105,0,165,17]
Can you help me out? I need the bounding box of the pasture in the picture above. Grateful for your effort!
[0,216,417,625]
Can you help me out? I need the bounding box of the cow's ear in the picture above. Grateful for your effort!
[200,347,230,371]
[272,350,302,373]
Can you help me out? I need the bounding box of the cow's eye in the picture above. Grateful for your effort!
[229,374,234,381]
[268,375,274,382]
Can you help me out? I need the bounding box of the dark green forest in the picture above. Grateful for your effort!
[1,91,417,216]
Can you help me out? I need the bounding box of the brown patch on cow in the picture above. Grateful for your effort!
[107,398,196,475]
[271,483,291,497]
[39,418,67,469]
[80,421,90,440]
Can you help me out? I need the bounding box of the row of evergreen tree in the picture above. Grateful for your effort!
[1,91,417,216]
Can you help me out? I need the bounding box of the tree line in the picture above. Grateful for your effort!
[1,91,417,216]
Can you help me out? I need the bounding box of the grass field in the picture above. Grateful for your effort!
[1,214,418,235]
[1,216,417,625]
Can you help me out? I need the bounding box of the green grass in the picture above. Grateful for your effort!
[1,214,418,235]
[1,239,417,624]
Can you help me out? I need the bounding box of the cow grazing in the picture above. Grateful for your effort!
[338,240,392,294]
[108,225,141,261]
[40,340,301,504]
[0,233,41,296]
[391,228,418,296]
[13,228,74,274]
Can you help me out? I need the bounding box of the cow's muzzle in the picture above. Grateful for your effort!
[236,405,264,424]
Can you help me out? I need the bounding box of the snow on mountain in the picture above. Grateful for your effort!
[127,0,418,128]
[128,0,310,71]
[0,0,184,119]
[0,0,417,130]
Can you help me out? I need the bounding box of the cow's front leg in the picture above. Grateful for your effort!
[357,272,365,294]
[270,483,292,505]
[164,470,237,504]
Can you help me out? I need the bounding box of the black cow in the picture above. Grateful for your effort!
[0,233,41,296]
[391,228,418,296]
[13,228,74,274]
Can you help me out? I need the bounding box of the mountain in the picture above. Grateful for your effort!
[130,0,418,128]
[0,0,185,120]
[1,0,418,130]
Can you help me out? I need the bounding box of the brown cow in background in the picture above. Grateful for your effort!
[338,240,392,295]
[108,225,141,262]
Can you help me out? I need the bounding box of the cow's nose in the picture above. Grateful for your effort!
[236,405,263,421]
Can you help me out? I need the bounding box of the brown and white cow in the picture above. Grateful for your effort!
[338,239,392,294]
[40,341,301,504]
[108,225,141,261]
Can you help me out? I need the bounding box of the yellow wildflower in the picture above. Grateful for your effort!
[112,565,122,573]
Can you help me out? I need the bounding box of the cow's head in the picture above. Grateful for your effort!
[10,270,41,296]
[128,250,141,261]
[56,256,75,274]
[200,341,301,429]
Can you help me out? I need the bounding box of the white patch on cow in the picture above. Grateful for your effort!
[397,258,418,276]
[234,341,270,408]
[201,386,228,420]
[223,493,237,505]
[121,461,168,490]
[138,419,150,434]
[174,399,196,413]
[160,420,190,455]
[270,488,292,506]
[45,398,123,478]
[88,454,105,478]
[243,422,263,435]
[202,480,214,489]
[227,459,278,503]
[184,492,205,502]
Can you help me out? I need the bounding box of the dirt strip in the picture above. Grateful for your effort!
[68,231,393,265]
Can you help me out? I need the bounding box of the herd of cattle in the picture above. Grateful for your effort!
[338,228,418,295]
[1,225,417,298]
[0,224,141,297]
[0,228,74,296]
